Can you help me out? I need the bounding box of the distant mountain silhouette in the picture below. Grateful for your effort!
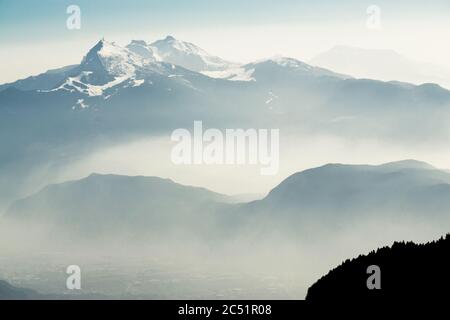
[240,160,450,224]
[5,160,450,247]
[5,161,450,227]
[4,173,233,243]
[310,45,450,89]
[306,234,450,301]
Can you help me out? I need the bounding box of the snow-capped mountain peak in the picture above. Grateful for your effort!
[265,56,311,68]
[245,56,351,80]
[202,56,351,82]
[43,39,169,97]
[81,39,148,78]
[148,35,236,72]
[152,35,209,57]
[126,40,159,62]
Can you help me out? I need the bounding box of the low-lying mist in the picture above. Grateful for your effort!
[1,130,450,299]
[0,209,448,299]
[37,131,450,196]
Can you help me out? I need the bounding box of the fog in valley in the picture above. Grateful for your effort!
[1,20,450,299]
[1,130,450,299]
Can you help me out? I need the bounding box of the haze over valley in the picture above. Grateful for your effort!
[1,29,450,299]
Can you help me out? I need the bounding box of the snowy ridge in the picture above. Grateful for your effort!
[126,40,160,62]
[42,39,168,97]
[45,72,131,96]
[91,40,147,77]
[247,56,352,79]
[267,56,313,69]
[148,35,236,72]
[29,36,352,98]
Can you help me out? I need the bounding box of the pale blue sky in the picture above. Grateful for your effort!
[1,0,450,83]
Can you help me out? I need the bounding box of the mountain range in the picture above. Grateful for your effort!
[310,45,450,90]
[2,36,450,299]
[2,35,450,216]
[5,174,232,242]
[4,160,450,248]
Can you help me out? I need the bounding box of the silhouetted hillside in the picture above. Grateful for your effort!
[5,173,232,241]
[0,280,37,300]
[239,160,450,229]
[0,280,112,300]
[4,161,450,246]
[306,234,450,301]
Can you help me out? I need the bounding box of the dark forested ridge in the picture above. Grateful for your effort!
[306,234,450,301]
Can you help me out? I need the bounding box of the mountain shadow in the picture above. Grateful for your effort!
[306,234,450,301]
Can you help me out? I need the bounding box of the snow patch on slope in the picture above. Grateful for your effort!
[46,72,130,96]
[265,91,278,104]
[71,99,89,110]
[202,67,255,81]
[131,79,145,87]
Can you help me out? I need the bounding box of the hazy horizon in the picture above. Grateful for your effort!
[2,0,450,84]
[1,0,450,301]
